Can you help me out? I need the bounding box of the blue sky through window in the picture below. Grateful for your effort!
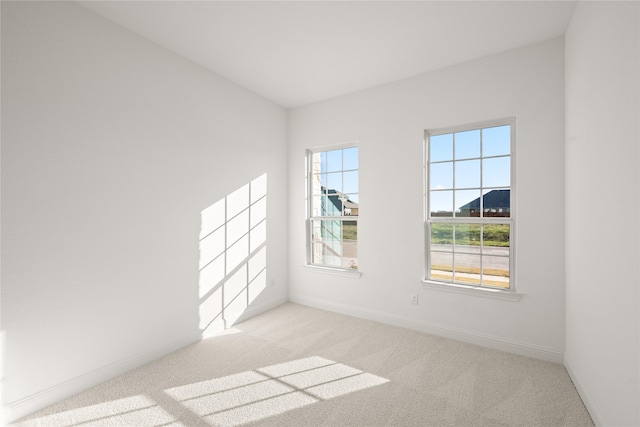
[482,125,510,157]
[429,125,510,214]
[455,130,480,159]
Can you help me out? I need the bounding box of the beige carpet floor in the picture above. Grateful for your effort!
[13,302,594,426]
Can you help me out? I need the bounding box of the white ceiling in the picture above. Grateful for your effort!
[79,1,577,109]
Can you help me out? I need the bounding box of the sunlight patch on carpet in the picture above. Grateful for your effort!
[164,356,389,426]
[13,395,182,427]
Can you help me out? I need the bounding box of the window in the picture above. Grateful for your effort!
[307,145,359,270]
[425,119,514,290]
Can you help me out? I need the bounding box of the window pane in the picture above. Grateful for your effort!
[343,194,359,216]
[482,225,510,288]
[430,223,453,251]
[430,251,453,282]
[455,159,480,188]
[318,195,327,215]
[482,189,510,217]
[311,174,323,195]
[326,172,342,193]
[455,189,480,217]
[454,254,481,285]
[311,220,341,266]
[430,190,453,217]
[455,129,480,159]
[311,242,323,265]
[312,152,324,174]
[323,194,343,216]
[343,171,358,194]
[482,256,509,289]
[430,133,453,162]
[326,219,343,240]
[311,218,322,238]
[342,220,358,269]
[482,224,510,249]
[483,157,510,188]
[322,195,334,216]
[324,220,342,267]
[482,125,510,157]
[321,173,327,191]
[326,149,342,173]
[454,224,481,254]
[343,147,358,170]
[342,221,357,241]
[430,162,453,190]
[311,195,322,216]
[325,244,342,267]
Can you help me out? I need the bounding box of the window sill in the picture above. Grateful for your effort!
[421,280,522,302]
[304,265,362,279]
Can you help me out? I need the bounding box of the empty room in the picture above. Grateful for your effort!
[1,1,638,426]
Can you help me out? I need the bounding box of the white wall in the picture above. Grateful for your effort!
[565,2,640,426]
[288,38,566,362]
[1,2,288,421]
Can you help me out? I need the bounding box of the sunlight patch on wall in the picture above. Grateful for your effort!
[198,174,268,338]
[12,395,182,427]
[164,356,389,426]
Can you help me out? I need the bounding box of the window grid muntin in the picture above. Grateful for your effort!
[426,119,514,290]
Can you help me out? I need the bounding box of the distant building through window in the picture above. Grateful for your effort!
[456,189,510,217]
[307,145,358,270]
[425,119,514,289]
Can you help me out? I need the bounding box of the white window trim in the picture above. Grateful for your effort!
[421,279,522,301]
[305,142,360,274]
[424,118,517,296]
[303,264,363,278]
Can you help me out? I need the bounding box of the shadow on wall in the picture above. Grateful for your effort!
[198,174,268,338]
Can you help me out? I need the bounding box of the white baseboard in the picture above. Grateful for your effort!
[4,296,288,424]
[564,354,602,426]
[289,294,564,364]
[4,331,201,424]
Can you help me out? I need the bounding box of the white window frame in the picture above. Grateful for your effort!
[424,118,516,292]
[305,143,359,274]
